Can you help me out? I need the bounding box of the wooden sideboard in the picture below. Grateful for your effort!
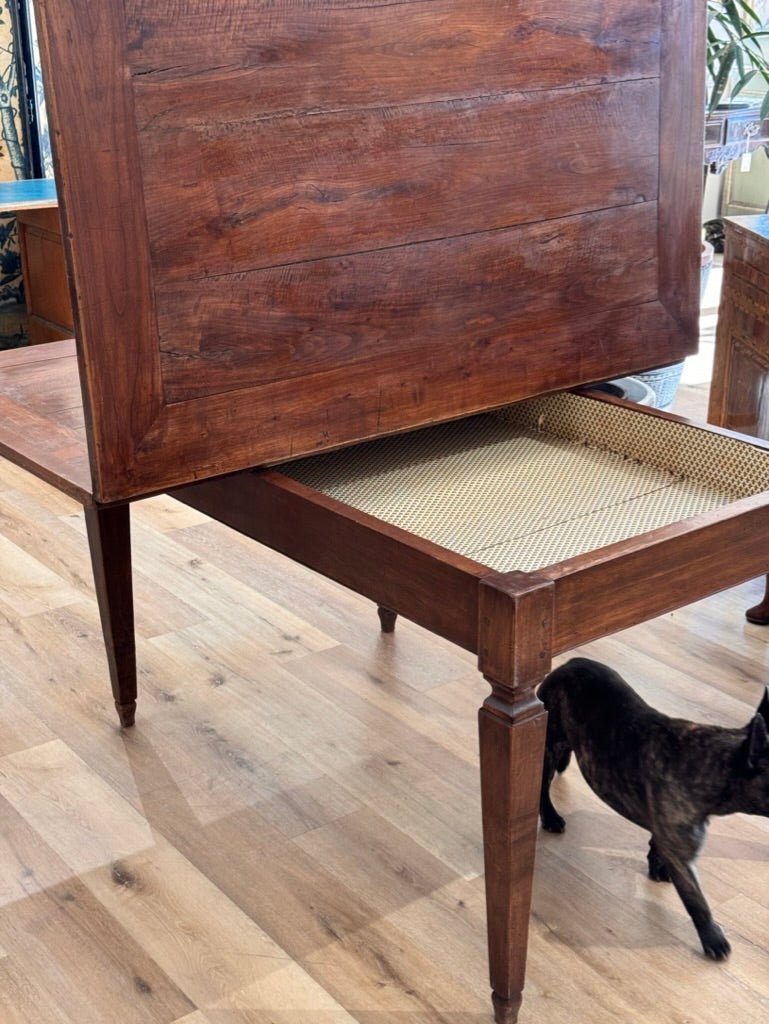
[709,216,769,437]
[704,104,769,175]
[0,178,73,344]
[708,215,769,624]
[17,206,73,343]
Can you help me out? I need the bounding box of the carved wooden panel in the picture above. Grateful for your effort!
[709,216,769,439]
[35,0,704,502]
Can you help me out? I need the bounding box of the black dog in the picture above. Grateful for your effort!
[538,657,769,959]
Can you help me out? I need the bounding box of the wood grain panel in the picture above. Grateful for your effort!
[158,203,660,401]
[657,0,705,333]
[112,299,682,500]
[35,0,162,502]
[35,0,701,503]
[127,0,661,121]
[141,81,659,283]
[545,497,769,652]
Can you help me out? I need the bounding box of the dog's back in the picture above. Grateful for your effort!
[538,656,654,733]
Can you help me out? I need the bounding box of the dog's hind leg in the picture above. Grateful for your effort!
[539,714,571,833]
[647,838,672,882]
[650,826,730,960]
[539,747,566,832]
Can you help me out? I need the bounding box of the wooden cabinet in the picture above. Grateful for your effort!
[0,178,73,345]
[17,205,73,344]
[708,215,769,625]
[709,216,769,438]
[704,104,769,175]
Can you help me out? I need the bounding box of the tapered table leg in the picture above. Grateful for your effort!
[746,574,769,625]
[84,503,137,727]
[377,605,398,632]
[477,574,552,1024]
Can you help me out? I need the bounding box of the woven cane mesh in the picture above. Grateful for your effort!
[282,394,769,572]
[497,392,769,494]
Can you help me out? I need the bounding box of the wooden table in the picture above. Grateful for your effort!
[7,4,767,1023]
[708,215,769,623]
[0,178,73,344]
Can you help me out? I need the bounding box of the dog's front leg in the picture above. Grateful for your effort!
[651,825,730,960]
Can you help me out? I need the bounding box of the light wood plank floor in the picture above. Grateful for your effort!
[0,405,766,1023]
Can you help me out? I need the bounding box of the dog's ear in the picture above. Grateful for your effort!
[747,712,769,770]
[757,686,769,727]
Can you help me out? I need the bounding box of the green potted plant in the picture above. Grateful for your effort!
[706,0,769,117]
